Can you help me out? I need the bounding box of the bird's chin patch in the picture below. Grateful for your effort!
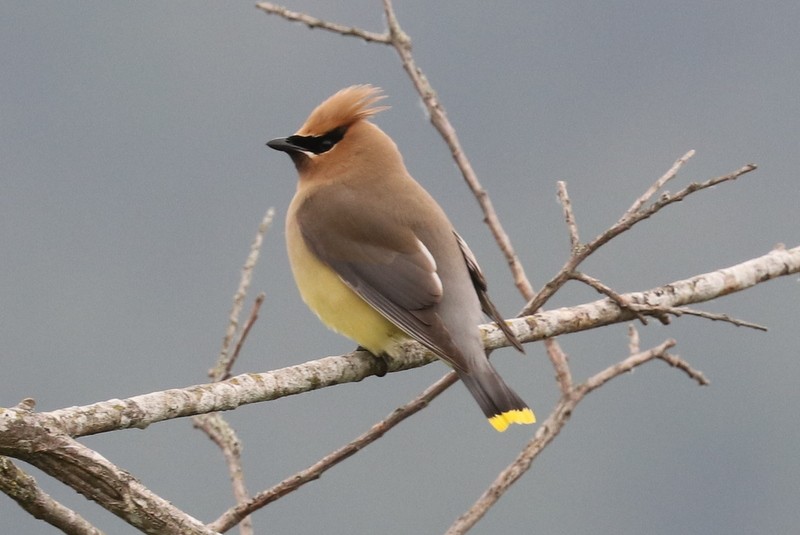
[287,150,315,169]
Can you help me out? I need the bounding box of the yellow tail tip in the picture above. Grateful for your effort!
[488,408,536,432]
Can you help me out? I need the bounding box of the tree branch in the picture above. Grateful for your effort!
[256,2,390,43]
[486,244,798,348]
[0,456,105,535]
[1,432,217,535]
[1,245,795,446]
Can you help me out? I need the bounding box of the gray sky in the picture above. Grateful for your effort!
[2,2,799,534]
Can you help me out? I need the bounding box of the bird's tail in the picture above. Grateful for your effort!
[457,362,535,432]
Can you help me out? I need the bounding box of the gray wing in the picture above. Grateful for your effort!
[296,189,465,366]
[453,231,524,353]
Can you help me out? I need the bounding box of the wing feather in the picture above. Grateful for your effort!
[453,231,524,353]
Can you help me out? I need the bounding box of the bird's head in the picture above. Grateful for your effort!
[267,85,390,173]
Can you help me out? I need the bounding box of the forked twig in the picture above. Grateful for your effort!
[225,292,266,381]
[521,160,757,316]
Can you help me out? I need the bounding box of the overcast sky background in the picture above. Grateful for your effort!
[2,2,799,534]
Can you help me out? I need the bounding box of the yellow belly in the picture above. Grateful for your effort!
[286,216,404,355]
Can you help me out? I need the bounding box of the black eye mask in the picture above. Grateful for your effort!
[286,126,347,154]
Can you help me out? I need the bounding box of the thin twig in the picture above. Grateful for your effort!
[625,150,695,217]
[208,372,459,533]
[625,304,767,331]
[570,271,652,325]
[225,293,267,381]
[666,306,768,331]
[256,2,390,43]
[639,163,757,222]
[193,413,252,535]
[628,324,640,355]
[557,181,580,251]
[657,352,710,386]
[545,340,572,394]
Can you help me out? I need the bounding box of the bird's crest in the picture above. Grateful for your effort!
[297,85,389,136]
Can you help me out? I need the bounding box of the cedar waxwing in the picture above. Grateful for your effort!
[267,85,534,431]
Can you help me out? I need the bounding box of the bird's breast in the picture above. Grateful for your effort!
[285,203,404,355]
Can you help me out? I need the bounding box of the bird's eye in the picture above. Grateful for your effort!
[313,126,346,154]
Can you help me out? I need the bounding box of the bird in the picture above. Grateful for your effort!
[267,85,534,432]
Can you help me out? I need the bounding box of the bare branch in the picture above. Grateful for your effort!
[0,423,216,535]
[657,352,710,386]
[193,413,252,534]
[665,306,768,331]
[0,456,105,535]
[647,163,757,216]
[499,245,797,349]
[544,339,573,394]
[225,292,267,381]
[624,150,695,217]
[629,304,767,331]
[256,2,390,43]
[557,181,580,251]
[628,324,640,355]
[581,340,678,392]
[209,372,458,533]
[0,245,792,443]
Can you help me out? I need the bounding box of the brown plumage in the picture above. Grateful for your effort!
[268,85,534,431]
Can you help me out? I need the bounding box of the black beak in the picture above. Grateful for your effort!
[266,137,302,153]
